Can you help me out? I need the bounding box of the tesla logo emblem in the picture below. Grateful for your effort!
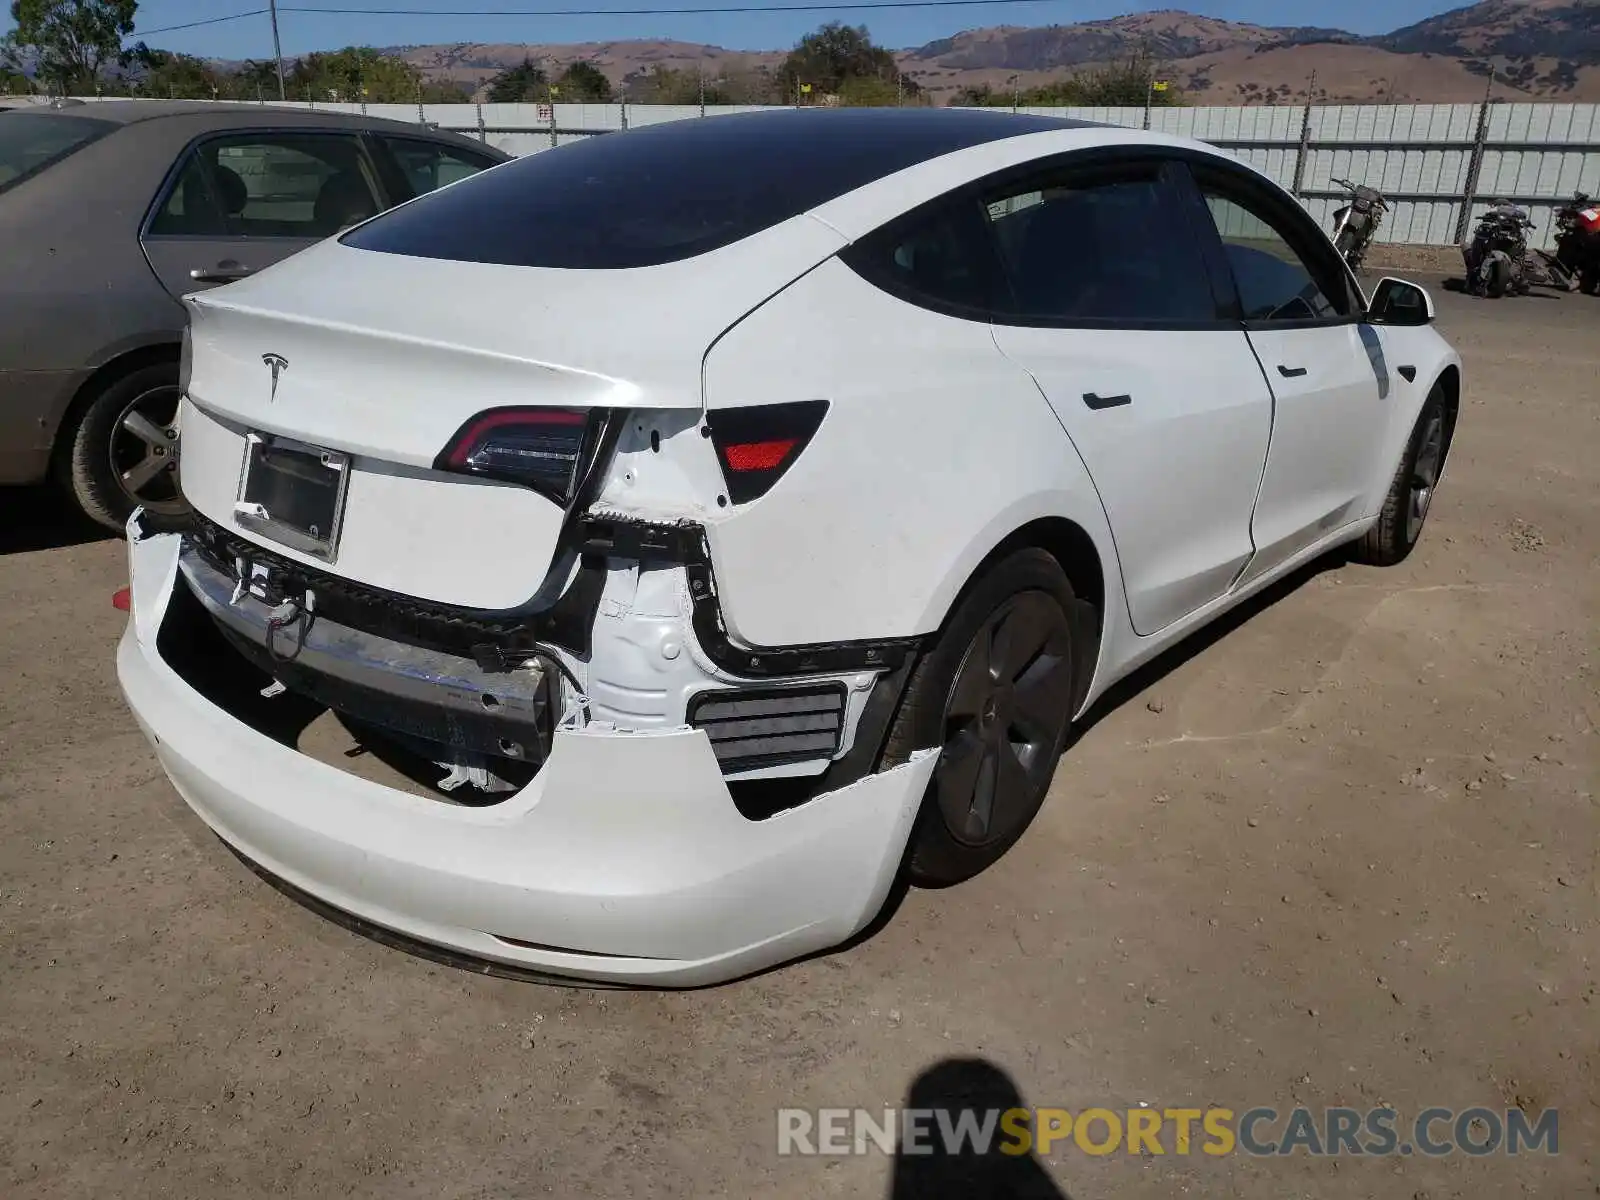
[261,353,288,402]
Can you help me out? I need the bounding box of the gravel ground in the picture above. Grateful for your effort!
[1,276,1595,1198]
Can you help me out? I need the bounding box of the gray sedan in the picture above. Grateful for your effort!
[0,100,508,530]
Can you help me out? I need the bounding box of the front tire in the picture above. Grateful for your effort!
[1334,226,1360,263]
[59,362,188,533]
[885,549,1080,887]
[1352,385,1450,567]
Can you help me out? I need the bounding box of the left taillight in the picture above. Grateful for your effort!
[178,323,193,395]
[705,400,828,505]
[434,407,601,506]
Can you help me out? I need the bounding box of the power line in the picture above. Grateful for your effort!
[136,9,269,37]
[285,0,1062,16]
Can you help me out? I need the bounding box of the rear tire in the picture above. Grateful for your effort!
[1581,266,1600,296]
[1352,385,1449,567]
[59,362,189,534]
[885,549,1080,887]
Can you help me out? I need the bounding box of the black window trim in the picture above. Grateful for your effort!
[139,126,397,242]
[1179,157,1365,331]
[842,145,1288,334]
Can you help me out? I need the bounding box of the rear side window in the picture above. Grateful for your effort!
[341,108,1083,269]
[839,198,998,315]
[844,158,1221,326]
[0,113,112,195]
[380,135,497,198]
[982,163,1218,325]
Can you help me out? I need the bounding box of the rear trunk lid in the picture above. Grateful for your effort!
[179,216,846,610]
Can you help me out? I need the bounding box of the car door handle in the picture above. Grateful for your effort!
[1082,391,1132,410]
[1277,364,1308,378]
[190,263,255,283]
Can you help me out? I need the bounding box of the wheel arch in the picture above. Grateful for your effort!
[1434,361,1461,450]
[925,513,1112,721]
[48,340,182,475]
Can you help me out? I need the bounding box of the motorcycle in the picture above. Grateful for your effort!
[1329,177,1389,271]
[1553,190,1600,295]
[1463,202,1538,297]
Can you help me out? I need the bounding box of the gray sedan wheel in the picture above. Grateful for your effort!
[62,361,189,533]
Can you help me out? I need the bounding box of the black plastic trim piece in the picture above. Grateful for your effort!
[1397,365,1418,382]
[687,681,848,771]
[576,515,923,678]
[726,653,921,820]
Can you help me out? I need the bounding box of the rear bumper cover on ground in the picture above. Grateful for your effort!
[116,529,936,986]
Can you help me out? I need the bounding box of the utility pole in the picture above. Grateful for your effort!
[268,0,287,101]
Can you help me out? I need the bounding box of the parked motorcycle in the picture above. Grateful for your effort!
[1329,177,1389,271]
[1463,202,1537,297]
[1553,190,1600,294]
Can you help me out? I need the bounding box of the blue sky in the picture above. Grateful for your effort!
[3,1,1465,57]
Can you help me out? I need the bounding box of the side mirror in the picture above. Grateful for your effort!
[1367,277,1435,326]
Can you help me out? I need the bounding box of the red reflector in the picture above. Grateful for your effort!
[723,439,798,472]
[112,587,131,612]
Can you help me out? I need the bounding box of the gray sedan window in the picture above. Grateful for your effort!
[148,132,381,238]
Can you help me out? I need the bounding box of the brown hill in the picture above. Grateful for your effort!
[389,2,1600,103]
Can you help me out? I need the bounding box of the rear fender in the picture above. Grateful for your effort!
[697,255,1123,652]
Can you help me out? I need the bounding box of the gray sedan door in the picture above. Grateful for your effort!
[141,129,385,298]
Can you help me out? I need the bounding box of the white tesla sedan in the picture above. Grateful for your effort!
[118,109,1460,986]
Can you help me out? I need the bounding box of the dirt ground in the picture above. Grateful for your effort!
[1,277,1595,1199]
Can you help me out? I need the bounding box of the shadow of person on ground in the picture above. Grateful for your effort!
[888,1058,1071,1200]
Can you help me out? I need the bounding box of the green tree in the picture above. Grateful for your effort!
[555,59,612,102]
[125,44,221,99]
[629,64,730,105]
[225,58,281,101]
[778,22,914,104]
[2,0,137,94]
[485,56,546,102]
[289,46,427,103]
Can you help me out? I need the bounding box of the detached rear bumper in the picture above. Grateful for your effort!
[117,530,935,986]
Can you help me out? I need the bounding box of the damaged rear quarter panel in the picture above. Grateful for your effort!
[699,256,1122,648]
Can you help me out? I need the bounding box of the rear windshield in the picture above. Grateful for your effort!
[0,113,113,195]
[341,109,1079,270]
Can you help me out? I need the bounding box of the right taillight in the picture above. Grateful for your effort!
[434,406,602,506]
[705,400,828,505]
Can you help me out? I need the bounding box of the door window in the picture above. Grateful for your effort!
[1192,174,1351,323]
[380,136,497,198]
[982,162,1218,325]
[148,132,380,238]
